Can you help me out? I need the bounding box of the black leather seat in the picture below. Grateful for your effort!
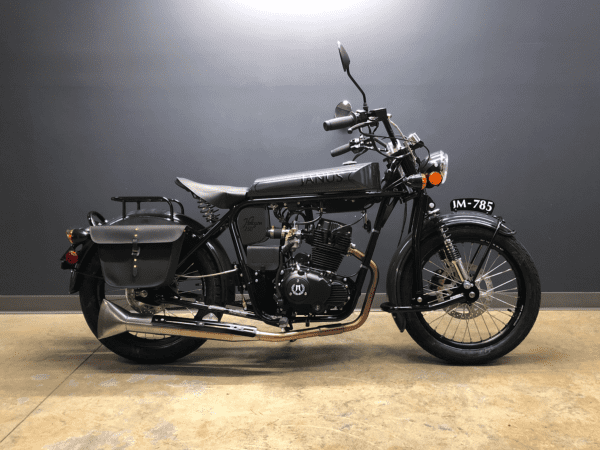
[175,178,248,209]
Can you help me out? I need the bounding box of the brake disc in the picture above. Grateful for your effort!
[431,263,494,319]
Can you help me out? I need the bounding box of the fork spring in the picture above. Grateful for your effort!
[440,224,461,261]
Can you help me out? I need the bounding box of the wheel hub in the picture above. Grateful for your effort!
[431,263,493,319]
[126,289,166,314]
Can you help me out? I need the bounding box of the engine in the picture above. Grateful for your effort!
[278,219,356,314]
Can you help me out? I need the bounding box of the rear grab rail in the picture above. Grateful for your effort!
[111,196,185,221]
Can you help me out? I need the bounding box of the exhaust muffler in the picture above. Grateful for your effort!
[97,299,259,341]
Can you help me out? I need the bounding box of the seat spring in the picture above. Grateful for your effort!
[191,194,220,223]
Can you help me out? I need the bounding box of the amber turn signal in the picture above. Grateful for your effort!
[404,174,428,190]
[428,172,443,186]
[66,229,74,244]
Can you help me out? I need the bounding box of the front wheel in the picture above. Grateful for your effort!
[400,225,540,364]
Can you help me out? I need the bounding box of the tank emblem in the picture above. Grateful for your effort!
[301,173,345,186]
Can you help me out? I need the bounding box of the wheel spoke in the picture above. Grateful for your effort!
[476,261,507,281]
[487,294,517,308]
[486,310,501,333]
[451,314,462,340]
[428,313,447,325]
[423,280,447,290]
[485,277,516,294]
[486,310,507,327]
[471,306,483,340]
[443,315,454,337]
[479,267,513,282]
[480,311,492,337]
[423,267,456,283]
[466,243,474,267]
[481,252,500,281]
[427,259,446,271]
[462,315,471,342]
[492,289,518,295]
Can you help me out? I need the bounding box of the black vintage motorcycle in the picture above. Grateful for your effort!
[60,43,540,365]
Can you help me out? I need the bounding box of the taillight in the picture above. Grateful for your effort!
[65,250,78,264]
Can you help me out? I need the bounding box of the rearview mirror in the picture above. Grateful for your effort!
[335,101,352,118]
[338,41,350,73]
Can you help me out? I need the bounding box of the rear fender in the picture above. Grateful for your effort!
[385,211,515,331]
[69,209,235,300]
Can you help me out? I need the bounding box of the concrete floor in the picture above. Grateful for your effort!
[0,311,598,450]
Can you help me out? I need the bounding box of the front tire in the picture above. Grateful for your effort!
[79,244,229,364]
[400,225,540,364]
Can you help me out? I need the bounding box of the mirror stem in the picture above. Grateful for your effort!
[347,69,368,111]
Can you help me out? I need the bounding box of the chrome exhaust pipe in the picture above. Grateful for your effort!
[97,247,378,343]
[97,299,258,341]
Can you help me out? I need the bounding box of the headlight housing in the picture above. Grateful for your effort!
[422,150,449,186]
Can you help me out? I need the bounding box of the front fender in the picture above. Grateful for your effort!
[385,211,515,331]
[69,209,234,298]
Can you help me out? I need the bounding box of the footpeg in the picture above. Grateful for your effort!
[278,316,290,332]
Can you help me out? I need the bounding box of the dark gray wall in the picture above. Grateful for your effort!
[1,0,599,295]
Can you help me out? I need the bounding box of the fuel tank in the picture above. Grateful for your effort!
[247,162,380,198]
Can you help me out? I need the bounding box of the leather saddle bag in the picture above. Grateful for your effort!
[90,225,187,288]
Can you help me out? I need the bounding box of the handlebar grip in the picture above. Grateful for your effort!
[323,114,357,131]
[330,143,352,157]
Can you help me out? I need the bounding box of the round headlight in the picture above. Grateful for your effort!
[426,150,449,184]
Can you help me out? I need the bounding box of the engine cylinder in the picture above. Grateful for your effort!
[308,219,352,272]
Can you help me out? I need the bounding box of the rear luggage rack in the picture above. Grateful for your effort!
[111,197,185,221]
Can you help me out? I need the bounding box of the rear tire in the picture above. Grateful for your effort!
[400,225,540,364]
[79,245,228,364]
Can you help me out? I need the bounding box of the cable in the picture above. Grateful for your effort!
[293,210,323,226]
[419,145,431,171]
[334,208,373,233]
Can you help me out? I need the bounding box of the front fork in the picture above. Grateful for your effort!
[411,193,470,302]
[438,223,470,282]
[415,193,505,302]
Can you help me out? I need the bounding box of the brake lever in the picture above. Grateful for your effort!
[347,120,377,134]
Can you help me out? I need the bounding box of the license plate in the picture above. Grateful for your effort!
[451,198,495,214]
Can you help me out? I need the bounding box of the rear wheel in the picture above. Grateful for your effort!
[79,244,228,364]
[400,225,540,364]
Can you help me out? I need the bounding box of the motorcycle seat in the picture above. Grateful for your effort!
[175,178,249,209]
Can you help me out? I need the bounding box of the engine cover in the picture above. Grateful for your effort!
[281,265,355,313]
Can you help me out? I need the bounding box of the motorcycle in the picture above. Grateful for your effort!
[60,43,540,365]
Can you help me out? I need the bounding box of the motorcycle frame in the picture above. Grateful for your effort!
[175,187,427,327]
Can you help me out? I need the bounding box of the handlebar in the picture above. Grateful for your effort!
[323,114,357,131]
[330,143,352,157]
